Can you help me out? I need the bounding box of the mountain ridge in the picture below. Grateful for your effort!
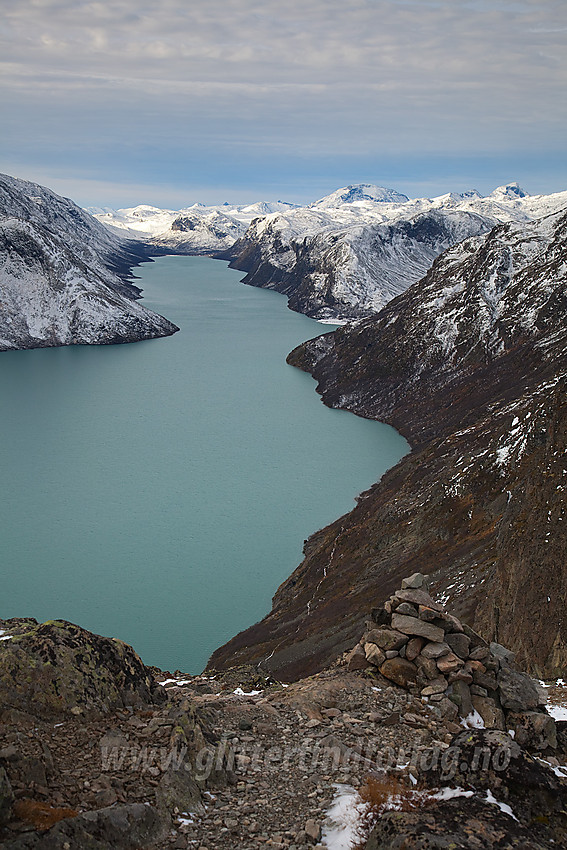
[208,206,567,682]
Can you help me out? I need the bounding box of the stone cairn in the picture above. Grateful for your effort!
[347,573,556,750]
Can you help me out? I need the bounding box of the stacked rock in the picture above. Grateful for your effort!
[347,573,556,750]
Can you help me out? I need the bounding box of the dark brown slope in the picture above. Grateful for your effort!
[208,209,567,682]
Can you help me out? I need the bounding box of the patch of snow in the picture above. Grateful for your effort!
[233,687,262,697]
[431,787,474,800]
[322,784,365,850]
[484,789,518,821]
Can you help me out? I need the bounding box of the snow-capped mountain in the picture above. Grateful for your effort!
[92,200,298,255]
[224,182,567,321]
[212,206,567,680]
[0,174,178,351]
[309,183,410,209]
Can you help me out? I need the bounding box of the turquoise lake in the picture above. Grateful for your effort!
[0,256,408,673]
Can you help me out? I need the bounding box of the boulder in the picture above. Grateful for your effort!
[364,643,386,667]
[0,620,166,719]
[365,628,408,651]
[436,652,464,674]
[395,602,418,618]
[405,637,425,661]
[471,695,505,730]
[390,614,445,643]
[346,644,369,671]
[401,572,427,589]
[490,642,516,665]
[1,803,170,849]
[445,633,471,659]
[421,641,451,659]
[447,680,473,718]
[379,658,418,688]
[507,711,557,750]
[421,677,448,697]
[394,589,443,610]
[497,666,540,712]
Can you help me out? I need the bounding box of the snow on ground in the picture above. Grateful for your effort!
[322,784,366,850]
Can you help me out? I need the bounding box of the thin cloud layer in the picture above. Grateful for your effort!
[1,0,566,203]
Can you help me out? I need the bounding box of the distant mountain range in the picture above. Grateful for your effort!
[94,182,567,322]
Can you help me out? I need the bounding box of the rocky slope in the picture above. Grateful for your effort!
[209,207,567,683]
[0,174,178,350]
[223,183,567,321]
[2,578,567,850]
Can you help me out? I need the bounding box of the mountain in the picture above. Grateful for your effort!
[223,183,567,321]
[309,183,410,208]
[0,174,178,350]
[208,206,567,682]
[92,200,299,255]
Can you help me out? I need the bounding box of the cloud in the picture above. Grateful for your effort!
[1,0,566,203]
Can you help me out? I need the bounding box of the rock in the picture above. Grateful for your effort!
[469,645,490,661]
[0,765,14,826]
[394,589,443,611]
[490,642,516,664]
[390,614,445,643]
[445,633,471,659]
[156,758,203,816]
[304,818,321,842]
[416,656,439,680]
[461,624,487,649]
[347,645,369,671]
[0,620,166,719]
[497,666,540,711]
[363,643,386,667]
[379,658,418,688]
[507,711,557,750]
[470,685,488,696]
[384,650,399,659]
[401,573,426,589]
[436,653,463,674]
[421,678,448,697]
[404,637,425,661]
[2,803,170,849]
[447,670,473,685]
[471,695,505,730]
[420,642,451,659]
[365,628,408,651]
[472,670,498,692]
[395,602,418,617]
[437,697,459,722]
[447,680,473,718]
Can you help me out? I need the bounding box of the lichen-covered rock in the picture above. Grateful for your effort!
[0,619,166,719]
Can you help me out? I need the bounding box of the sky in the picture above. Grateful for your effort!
[1,0,566,208]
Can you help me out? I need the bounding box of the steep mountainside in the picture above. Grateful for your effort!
[0,174,178,350]
[209,208,567,682]
[223,183,567,320]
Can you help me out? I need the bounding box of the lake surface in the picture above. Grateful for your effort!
[0,256,408,673]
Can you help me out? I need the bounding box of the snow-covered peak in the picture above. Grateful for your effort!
[489,182,529,200]
[310,184,410,209]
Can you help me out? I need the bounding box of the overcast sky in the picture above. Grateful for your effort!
[1,0,566,207]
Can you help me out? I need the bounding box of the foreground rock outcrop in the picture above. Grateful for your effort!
[2,586,566,849]
[0,174,179,350]
[209,207,567,681]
